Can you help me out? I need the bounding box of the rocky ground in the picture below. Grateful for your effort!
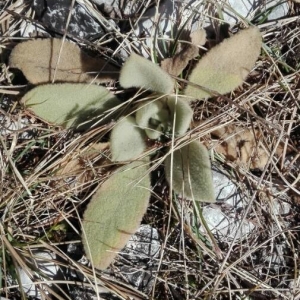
[0,0,300,299]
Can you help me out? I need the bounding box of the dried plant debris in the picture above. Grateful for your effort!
[55,143,110,193]
[161,29,206,76]
[21,83,121,129]
[184,26,262,100]
[82,159,151,270]
[211,125,288,170]
[9,38,118,84]
[119,53,174,94]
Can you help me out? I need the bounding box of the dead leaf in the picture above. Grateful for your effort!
[211,125,271,170]
[9,39,119,84]
[161,29,206,76]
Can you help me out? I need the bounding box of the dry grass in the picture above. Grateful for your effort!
[0,0,299,299]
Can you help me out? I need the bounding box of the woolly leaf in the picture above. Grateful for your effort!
[82,159,151,270]
[136,101,164,127]
[165,141,215,202]
[167,97,193,135]
[135,101,169,139]
[150,109,169,125]
[110,116,146,162]
[184,27,262,100]
[145,109,169,139]
[21,83,120,129]
[161,28,206,76]
[145,127,163,139]
[119,53,174,94]
[9,38,118,84]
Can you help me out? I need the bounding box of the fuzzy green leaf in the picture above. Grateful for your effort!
[110,116,146,162]
[135,101,169,139]
[82,159,151,270]
[145,129,161,140]
[21,83,121,129]
[184,27,262,100]
[119,53,174,94]
[135,100,163,128]
[167,97,193,135]
[164,141,215,202]
[9,38,118,84]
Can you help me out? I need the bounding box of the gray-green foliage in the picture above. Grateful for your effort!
[110,116,146,162]
[110,97,194,161]
[111,53,195,161]
[82,159,151,270]
[166,97,193,136]
[185,27,262,100]
[119,53,174,94]
[164,141,215,202]
[14,28,266,271]
[136,100,165,128]
[9,38,118,84]
[7,27,264,273]
[21,83,121,129]
[135,100,169,139]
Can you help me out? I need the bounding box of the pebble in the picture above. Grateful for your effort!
[33,0,105,39]
[212,165,242,206]
[91,0,141,17]
[0,114,33,139]
[222,0,289,24]
[270,197,291,215]
[200,165,255,241]
[15,251,58,298]
[201,206,255,241]
[119,225,161,293]
[121,224,161,261]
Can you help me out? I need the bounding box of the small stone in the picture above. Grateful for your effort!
[201,206,255,241]
[119,225,161,293]
[271,198,291,215]
[0,114,33,139]
[91,0,142,16]
[119,265,155,294]
[67,243,78,254]
[33,0,105,39]
[226,218,255,240]
[212,165,242,207]
[19,21,50,38]
[259,189,291,215]
[15,251,58,298]
[265,0,289,21]
[261,242,288,272]
[122,224,160,261]
[222,0,289,24]
[201,207,230,238]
